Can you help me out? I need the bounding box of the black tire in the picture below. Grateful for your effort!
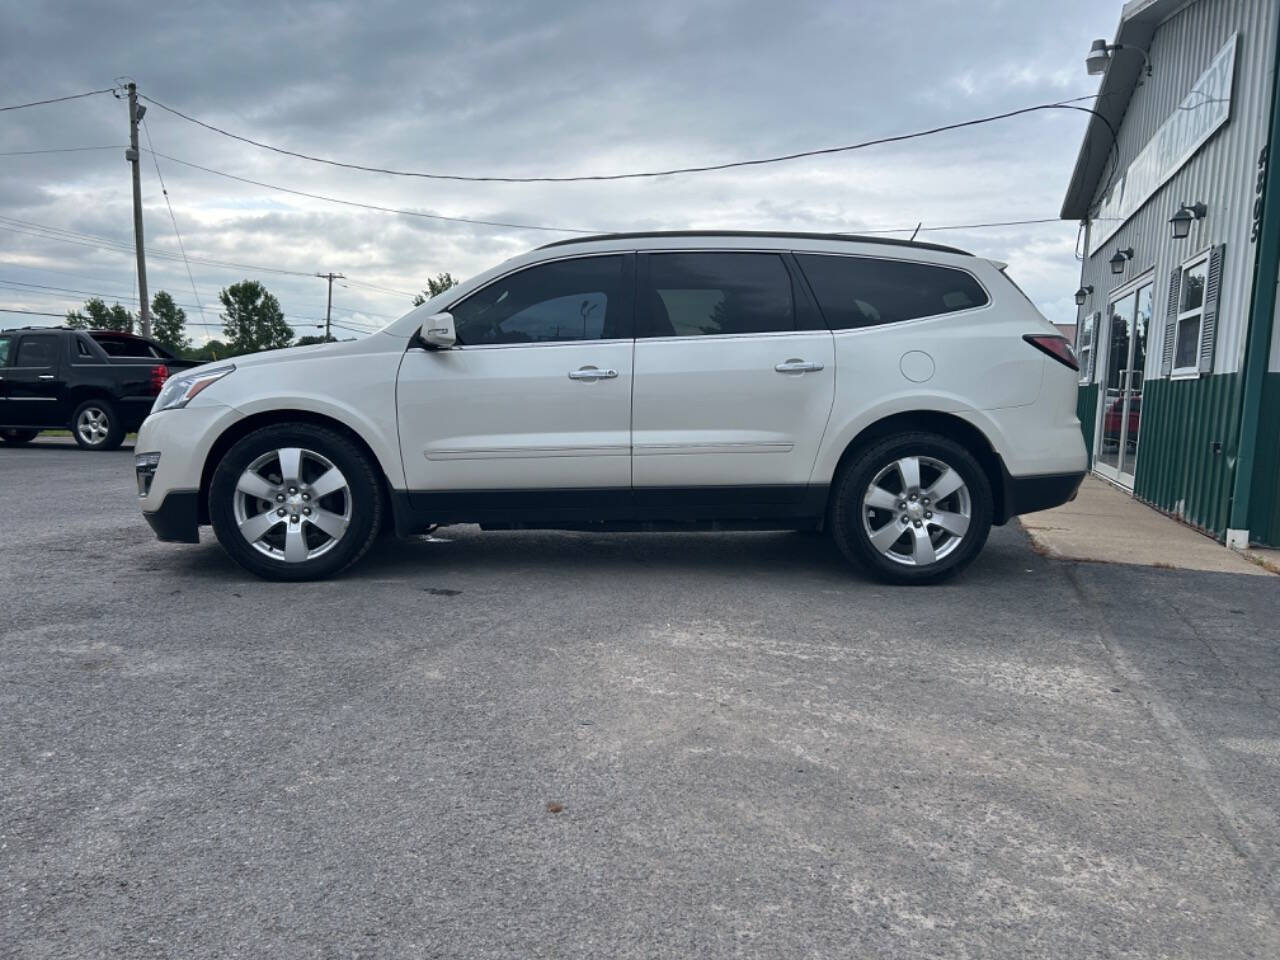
[70,398,125,451]
[209,422,384,581]
[830,431,992,585]
[0,428,39,445]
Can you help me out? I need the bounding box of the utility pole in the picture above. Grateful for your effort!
[316,272,344,340]
[124,82,151,338]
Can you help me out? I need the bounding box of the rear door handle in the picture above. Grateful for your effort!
[38,374,55,380]
[774,359,824,373]
[568,366,618,381]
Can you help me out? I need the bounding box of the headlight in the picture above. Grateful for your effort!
[152,365,235,413]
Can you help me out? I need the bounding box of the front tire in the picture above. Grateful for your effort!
[0,428,39,445]
[209,423,384,581]
[71,399,124,451]
[830,432,992,585]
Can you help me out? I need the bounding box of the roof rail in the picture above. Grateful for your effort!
[537,229,971,256]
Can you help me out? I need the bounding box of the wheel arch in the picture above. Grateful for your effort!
[825,410,1007,525]
[197,409,395,528]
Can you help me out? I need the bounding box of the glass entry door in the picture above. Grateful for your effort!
[1095,281,1151,488]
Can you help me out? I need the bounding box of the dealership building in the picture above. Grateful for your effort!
[1064,0,1280,547]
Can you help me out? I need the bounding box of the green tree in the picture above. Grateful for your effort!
[182,338,231,363]
[219,280,292,354]
[295,334,337,346]
[150,290,189,353]
[66,297,134,333]
[412,272,459,307]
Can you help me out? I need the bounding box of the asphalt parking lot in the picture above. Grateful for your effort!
[3,439,1280,959]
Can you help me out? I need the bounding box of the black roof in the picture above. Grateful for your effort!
[538,230,971,256]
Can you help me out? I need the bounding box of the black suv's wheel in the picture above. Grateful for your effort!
[830,431,992,585]
[0,428,39,445]
[71,398,125,451]
[209,423,384,581]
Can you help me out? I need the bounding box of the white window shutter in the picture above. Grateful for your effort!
[1160,266,1181,377]
[1197,244,1225,375]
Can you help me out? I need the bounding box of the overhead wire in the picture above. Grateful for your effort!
[141,119,208,324]
[0,88,115,113]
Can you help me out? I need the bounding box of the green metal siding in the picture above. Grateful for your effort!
[1247,372,1280,545]
[1076,384,1099,467]
[1132,374,1243,538]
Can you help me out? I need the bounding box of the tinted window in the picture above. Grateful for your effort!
[645,253,793,337]
[91,334,163,358]
[15,334,58,366]
[451,255,626,345]
[0,335,10,366]
[796,254,989,329]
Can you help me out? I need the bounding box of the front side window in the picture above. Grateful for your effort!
[795,253,989,329]
[14,334,57,367]
[1173,256,1207,374]
[0,335,11,366]
[644,252,794,337]
[450,255,626,345]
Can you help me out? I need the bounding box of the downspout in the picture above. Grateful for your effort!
[1226,11,1280,548]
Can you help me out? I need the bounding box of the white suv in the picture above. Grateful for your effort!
[136,231,1086,584]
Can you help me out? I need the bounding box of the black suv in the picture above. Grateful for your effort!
[0,327,197,450]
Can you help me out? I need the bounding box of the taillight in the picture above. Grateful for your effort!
[1023,334,1079,371]
[150,364,170,393]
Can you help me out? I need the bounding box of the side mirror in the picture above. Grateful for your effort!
[420,311,456,349]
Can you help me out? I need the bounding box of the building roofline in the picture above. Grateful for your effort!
[537,230,972,256]
[1060,0,1196,221]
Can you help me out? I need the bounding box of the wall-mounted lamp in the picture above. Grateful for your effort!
[1169,201,1208,240]
[1109,248,1134,275]
[1074,285,1094,306]
[1085,39,1153,77]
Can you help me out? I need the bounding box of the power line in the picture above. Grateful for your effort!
[143,148,597,234]
[141,92,1107,184]
[853,217,1065,235]
[0,145,124,157]
[0,307,67,318]
[142,119,207,324]
[0,88,114,113]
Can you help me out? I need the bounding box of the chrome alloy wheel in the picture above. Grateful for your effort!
[860,455,971,567]
[76,406,110,446]
[232,447,351,563]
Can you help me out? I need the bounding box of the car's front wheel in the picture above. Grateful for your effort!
[830,432,992,585]
[209,423,384,581]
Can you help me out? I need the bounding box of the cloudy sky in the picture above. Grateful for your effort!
[0,0,1120,344]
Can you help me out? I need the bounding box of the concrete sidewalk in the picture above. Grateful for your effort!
[1018,474,1274,576]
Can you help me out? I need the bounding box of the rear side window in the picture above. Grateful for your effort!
[0,335,10,366]
[450,255,627,345]
[644,252,793,337]
[91,334,163,358]
[796,254,988,329]
[15,334,58,366]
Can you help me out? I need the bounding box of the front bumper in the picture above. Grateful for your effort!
[143,490,201,543]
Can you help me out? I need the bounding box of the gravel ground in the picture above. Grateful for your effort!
[2,438,1279,959]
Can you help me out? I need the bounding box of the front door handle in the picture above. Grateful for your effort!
[38,374,55,380]
[774,359,824,374]
[568,366,618,382]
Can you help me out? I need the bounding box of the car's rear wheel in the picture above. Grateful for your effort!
[0,428,39,445]
[71,399,124,451]
[830,431,992,585]
[209,423,384,581]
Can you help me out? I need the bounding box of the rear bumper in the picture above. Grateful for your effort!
[998,469,1085,524]
[143,489,201,543]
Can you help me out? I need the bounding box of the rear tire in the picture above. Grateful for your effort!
[830,431,992,585]
[209,423,384,581]
[0,428,39,445]
[71,399,124,451]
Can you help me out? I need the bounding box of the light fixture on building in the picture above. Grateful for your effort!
[1109,248,1134,275]
[1085,39,1153,77]
[1169,201,1208,240]
[1074,285,1093,306]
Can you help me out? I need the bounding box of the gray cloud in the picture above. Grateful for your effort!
[0,0,1116,340]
